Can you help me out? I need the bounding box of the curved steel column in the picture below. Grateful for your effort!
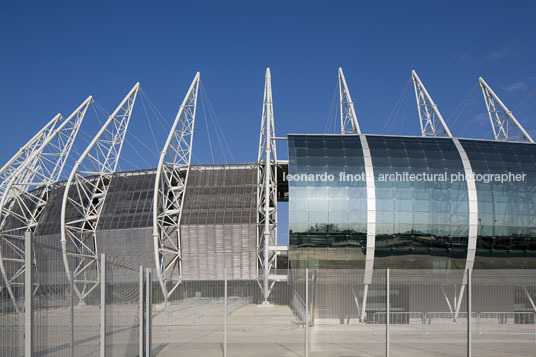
[359,134,376,322]
[452,138,478,316]
[153,73,200,302]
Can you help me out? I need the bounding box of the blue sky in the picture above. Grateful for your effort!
[1,1,536,243]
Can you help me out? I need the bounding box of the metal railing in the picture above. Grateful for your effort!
[3,243,536,357]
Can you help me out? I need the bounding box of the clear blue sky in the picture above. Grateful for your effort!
[1,1,536,243]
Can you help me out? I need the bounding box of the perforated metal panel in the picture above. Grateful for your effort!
[26,165,258,280]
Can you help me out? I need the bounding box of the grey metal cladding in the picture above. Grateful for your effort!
[25,164,257,279]
[180,165,258,280]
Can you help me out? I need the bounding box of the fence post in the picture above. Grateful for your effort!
[386,269,390,357]
[224,269,227,357]
[139,266,144,357]
[100,254,106,357]
[71,271,74,357]
[467,269,472,357]
[305,268,309,357]
[24,231,33,356]
[145,268,152,357]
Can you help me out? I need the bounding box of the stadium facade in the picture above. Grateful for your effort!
[288,134,536,270]
[1,67,535,315]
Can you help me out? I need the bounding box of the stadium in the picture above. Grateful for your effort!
[2,68,536,356]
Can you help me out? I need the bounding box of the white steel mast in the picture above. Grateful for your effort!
[479,77,534,142]
[152,73,200,302]
[61,84,139,304]
[411,70,453,137]
[257,68,278,304]
[0,114,61,199]
[0,97,91,311]
[338,67,361,134]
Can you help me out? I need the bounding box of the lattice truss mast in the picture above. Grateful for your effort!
[479,77,534,143]
[257,68,278,303]
[411,70,453,138]
[0,97,91,311]
[338,67,361,135]
[61,84,139,304]
[0,114,60,199]
[153,73,200,302]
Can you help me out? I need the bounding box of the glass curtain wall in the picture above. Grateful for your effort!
[288,135,473,269]
[460,139,536,268]
[366,136,469,269]
[288,135,367,268]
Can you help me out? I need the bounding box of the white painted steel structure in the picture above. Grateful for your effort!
[257,68,278,303]
[61,84,139,304]
[153,73,200,301]
[410,71,479,316]
[479,77,534,143]
[359,134,376,323]
[411,70,453,138]
[1,67,532,316]
[0,98,91,310]
[452,138,479,318]
[0,114,61,200]
[337,68,376,322]
[338,67,361,135]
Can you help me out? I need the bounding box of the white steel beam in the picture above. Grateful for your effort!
[452,138,478,319]
[478,77,533,142]
[359,134,376,323]
[257,68,278,304]
[338,67,361,134]
[153,73,200,302]
[0,114,61,199]
[0,97,91,311]
[411,70,453,138]
[61,84,139,304]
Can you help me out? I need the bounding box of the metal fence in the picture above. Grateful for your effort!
[0,232,151,357]
[149,268,536,357]
[3,240,536,357]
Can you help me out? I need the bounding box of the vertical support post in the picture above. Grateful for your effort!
[100,254,106,357]
[24,231,33,357]
[145,269,152,357]
[310,271,316,327]
[224,269,227,357]
[258,68,277,304]
[139,266,144,357]
[305,268,309,357]
[386,269,390,357]
[71,272,74,357]
[467,269,472,357]
[263,99,272,305]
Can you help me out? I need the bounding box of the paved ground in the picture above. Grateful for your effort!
[151,302,536,357]
[2,301,536,356]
